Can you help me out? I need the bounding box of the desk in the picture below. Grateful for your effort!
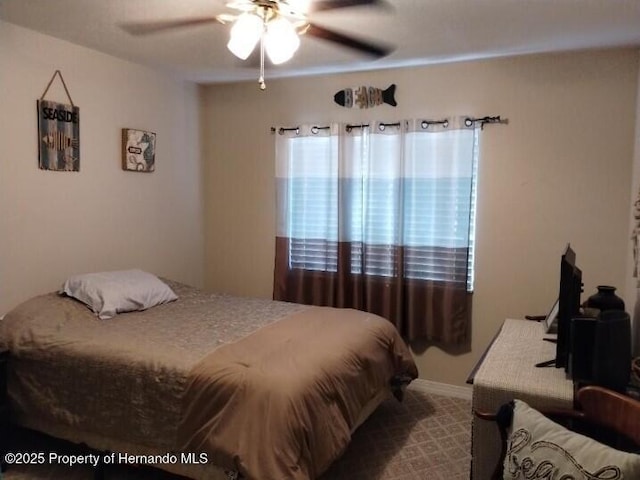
[470,319,574,479]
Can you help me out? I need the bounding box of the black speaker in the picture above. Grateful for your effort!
[569,316,597,382]
[569,311,631,392]
[592,310,631,392]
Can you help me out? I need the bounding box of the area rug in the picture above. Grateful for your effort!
[3,385,471,480]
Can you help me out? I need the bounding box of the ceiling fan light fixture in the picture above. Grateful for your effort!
[282,0,312,15]
[264,16,300,65]
[227,13,263,60]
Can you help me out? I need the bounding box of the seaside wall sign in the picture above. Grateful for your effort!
[37,70,80,171]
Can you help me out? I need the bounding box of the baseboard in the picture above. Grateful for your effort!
[409,378,472,401]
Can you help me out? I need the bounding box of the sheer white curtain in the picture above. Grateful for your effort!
[274,118,478,345]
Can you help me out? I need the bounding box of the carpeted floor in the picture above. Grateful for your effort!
[2,385,471,480]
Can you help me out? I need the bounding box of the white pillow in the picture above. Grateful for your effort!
[61,269,178,319]
[504,399,640,479]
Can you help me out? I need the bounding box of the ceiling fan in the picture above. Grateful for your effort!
[122,0,392,90]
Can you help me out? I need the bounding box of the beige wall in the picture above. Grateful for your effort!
[0,21,205,315]
[201,49,639,386]
[2,20,636,386]
[625,52,640,355]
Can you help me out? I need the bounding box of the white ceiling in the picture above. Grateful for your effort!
[2,0,640,85]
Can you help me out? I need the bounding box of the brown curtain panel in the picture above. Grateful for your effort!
[273,121,477,347]
[274,238,471,345]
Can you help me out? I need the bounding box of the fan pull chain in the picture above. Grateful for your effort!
[258,15,266,91]
[259,34,266,90]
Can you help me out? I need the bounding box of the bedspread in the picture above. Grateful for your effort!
[178,306,418,480]
[0,281,417,479]
[0,281,306,450]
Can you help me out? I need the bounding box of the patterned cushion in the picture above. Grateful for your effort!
[504,399,640,479]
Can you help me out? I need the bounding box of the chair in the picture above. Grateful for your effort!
[474,385,640,480]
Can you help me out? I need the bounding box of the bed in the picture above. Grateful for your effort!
[0,276,418,480]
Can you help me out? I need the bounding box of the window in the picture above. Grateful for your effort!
[278,121,478,292]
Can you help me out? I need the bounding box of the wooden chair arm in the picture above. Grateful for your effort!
[473,410,497,421]
[577,385,640,446]
[473,407,585,423]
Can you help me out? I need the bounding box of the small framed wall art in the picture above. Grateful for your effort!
[122,128,156,172]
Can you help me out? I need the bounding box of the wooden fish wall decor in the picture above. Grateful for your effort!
[334,84,397,109]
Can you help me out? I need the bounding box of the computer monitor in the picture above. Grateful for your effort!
[555,244,583,369]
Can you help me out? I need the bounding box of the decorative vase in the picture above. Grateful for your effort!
[586,285,625,312]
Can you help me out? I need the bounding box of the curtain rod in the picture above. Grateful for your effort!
[346,123,369,132]
[465,116,509,130]
[270,125,331,135]
[271,115,508,134]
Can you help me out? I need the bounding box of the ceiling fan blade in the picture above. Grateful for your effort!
[120,17,221,35]
[308,0,389,13]
[305,23,392,57]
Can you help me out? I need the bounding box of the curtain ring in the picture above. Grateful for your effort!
[378,123,386,132]
[311,126,318,134]
[346,125,352,133]
[465,118,473,127]
[421,120,449,129]
[295,127,300,135]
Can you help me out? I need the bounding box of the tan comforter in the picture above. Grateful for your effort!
[0,281,307,454]
[1,281,417,480]
[178,306,417,480]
